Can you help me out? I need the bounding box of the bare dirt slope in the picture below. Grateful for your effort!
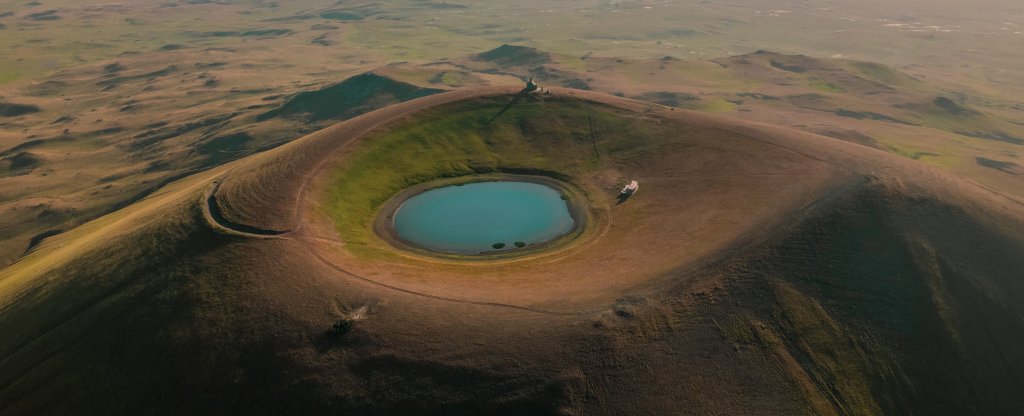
[1,88,1022,415]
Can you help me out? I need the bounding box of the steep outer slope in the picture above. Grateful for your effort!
[1,88,1023,415]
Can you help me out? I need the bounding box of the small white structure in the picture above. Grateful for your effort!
[620,180,639,196]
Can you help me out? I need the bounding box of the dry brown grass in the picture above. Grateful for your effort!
[1,89,1023,415]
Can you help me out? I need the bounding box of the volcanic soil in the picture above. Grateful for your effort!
[1,88,1023,415]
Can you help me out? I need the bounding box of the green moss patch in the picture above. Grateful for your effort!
[321,96,682,257]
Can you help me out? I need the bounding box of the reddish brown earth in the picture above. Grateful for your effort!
[1,88,1022,415]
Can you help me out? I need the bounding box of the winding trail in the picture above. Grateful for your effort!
[299,244,578,316]
[201,173,291,238]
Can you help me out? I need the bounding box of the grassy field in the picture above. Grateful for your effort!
[0,0,1022,267]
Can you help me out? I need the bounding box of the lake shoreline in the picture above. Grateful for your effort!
[373,172,591,260]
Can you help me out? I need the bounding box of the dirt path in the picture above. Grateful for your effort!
[201,173,291,238]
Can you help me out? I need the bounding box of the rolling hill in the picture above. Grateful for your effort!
[1,88,1022,415]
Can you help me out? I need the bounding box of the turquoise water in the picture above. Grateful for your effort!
[393,181,575,253]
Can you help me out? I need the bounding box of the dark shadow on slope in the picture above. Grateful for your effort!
[2,151,40,174]
[256,73,444,123]
[205,181,288,236]
[976,157,1018,175]
[933,96,980,116]
[21,228,63,255]
[0,102,40,117]
[474,44,552,67]
[730,183,1024,415]
[347,354,578,415]
[486,80,539,124]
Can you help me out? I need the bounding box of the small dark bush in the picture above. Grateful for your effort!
[331,318,355,336]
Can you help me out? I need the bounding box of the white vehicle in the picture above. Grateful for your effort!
[620,180,639,196]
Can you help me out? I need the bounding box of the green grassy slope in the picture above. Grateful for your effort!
[323,95,681,256]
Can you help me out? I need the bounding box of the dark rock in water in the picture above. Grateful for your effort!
[257,73,443,123]
[475,44,552,67]
[0,102,41,117]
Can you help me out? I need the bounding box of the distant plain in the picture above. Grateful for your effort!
[1,0,1022,264]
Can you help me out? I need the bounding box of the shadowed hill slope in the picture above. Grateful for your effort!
[474,44,552,67]
[715,51,1024,145]
[1,88,1022,415]
[257,73,444,122]
[0,102,40,117]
